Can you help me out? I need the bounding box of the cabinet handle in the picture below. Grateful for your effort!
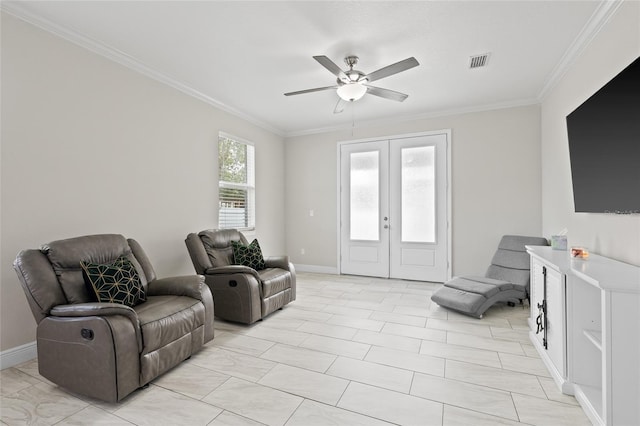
[535,303,545,334]
[542,266,548,349]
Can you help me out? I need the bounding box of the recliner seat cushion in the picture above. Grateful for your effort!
[134,295,204,354]
[259,268,292,298]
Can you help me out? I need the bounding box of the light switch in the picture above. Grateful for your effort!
[309,209,314,217]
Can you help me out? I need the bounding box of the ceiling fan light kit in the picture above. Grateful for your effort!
[284,54,419,113]
[337,82,367,101]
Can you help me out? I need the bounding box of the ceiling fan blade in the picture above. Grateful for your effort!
[365,57,419,83]
[313,56,347,80]
[365,85,409,102]
[334,98,347,114]
[284,85,337,96]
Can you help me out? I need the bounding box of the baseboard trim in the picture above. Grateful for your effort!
[0,341,37,370]
[294,264,339,274]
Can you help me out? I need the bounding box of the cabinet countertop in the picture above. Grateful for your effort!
[526,245,640,293]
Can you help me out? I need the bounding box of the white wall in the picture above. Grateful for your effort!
[541,1,640,266]
[285,105,543,277]
[0,13,285,351]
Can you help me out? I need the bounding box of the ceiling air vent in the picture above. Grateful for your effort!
[469,53,490,69]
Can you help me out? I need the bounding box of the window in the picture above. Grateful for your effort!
[218,133,255,230]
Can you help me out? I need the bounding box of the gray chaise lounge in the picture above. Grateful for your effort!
[431,235,548,318]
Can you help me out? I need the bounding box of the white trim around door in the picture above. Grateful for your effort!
[337,130,452,283]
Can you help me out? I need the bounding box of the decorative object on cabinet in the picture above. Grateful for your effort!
[551,234,568,250]
[570,246,589,259]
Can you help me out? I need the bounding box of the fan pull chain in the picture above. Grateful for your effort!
[351,102,356,137]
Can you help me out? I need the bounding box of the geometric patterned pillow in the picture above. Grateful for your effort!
[231,239,266,270]
[80,255,146,307]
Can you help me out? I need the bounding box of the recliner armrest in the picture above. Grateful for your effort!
[264,256,291,271]
[50,303,142,351]
[147,275,206,300]
[51,302,138,319]
[204,265,259,278]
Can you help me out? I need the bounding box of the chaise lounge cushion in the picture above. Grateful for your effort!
[430,285,486,315]
[445,276,513,298]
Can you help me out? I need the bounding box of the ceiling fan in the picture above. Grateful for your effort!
[284,55,419,113]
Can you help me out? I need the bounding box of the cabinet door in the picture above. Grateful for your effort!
[545,267,566,377]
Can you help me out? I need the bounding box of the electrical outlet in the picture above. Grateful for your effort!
[309,209,314,217]
[301,248,305,255]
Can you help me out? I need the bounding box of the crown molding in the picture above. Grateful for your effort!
[1,2,285,137]
[537,0,624,101]
[3,1,620,139]
[284,97,540,138]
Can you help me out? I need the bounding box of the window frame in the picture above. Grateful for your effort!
[218,132,256,231]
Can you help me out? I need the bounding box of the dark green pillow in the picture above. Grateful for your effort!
[231,239,266,270]
[80,255,146,307]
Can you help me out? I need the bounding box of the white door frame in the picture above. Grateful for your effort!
[337,130,452,281]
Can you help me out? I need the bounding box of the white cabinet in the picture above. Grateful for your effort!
[528,252,568,390]
[527,246,640,426]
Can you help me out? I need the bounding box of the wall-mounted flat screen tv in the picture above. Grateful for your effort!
[566,56,640,214]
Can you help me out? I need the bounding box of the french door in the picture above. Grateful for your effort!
[339,132,450,282]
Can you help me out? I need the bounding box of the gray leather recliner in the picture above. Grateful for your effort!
[13,234,214,402]
[185,229,296,324]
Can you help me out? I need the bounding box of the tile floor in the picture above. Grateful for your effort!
[1,272,591,425]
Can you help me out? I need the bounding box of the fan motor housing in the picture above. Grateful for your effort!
[338,70,367,85]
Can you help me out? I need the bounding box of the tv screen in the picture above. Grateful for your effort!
[566,56,640,214]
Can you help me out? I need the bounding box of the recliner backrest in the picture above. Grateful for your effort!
[14,249,67,324]
[485,235,549,291]
[198,229,248,268]
[14,234,152,320]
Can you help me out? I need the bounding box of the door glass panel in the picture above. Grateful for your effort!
[401,146,435,243]
[350,151,379,241]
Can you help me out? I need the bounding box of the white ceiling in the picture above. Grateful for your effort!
[5,1,608,136]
